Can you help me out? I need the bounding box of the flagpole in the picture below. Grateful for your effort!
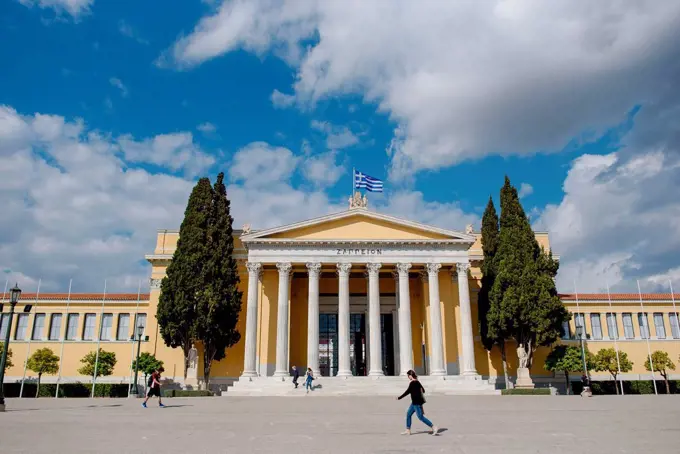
[20,279,41,398]
[637,280,658,395]
[127,280,142,397]
[91,279,107,398]
[55,279,72,398]
[351,167,355,198]
[606,281,624,395]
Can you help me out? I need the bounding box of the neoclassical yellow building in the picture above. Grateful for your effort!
[2,199,679,394]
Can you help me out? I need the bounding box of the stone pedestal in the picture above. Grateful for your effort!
[515,367,535,389]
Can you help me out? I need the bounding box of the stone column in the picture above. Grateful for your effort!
[273,262,292,378]
[426,263,446,376]
[306,262,321,377]
[391,270,400,376]
[336,263,352,377]
[456,262,478,376]
[241,262,261,378]
[397,263,415,375]
[367,262,384,376]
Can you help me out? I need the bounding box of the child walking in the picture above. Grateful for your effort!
[142,367,165,408]
[305,367,314,393]
[397,370,438,435]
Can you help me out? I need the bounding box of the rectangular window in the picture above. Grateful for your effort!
[83,313,96,341]
[670,313,680,339]
[0,313,9,339]
[574,313,586,338]
[49,313,62,341]
[561,320,571,339]
[590,313,603,340]
[638,313,650,339]
[32,313,46,340]
[100,313,113,341]
[653,313,666,339]
[623,313,634,339]
[15,313,29,340]
[134,313,147,338]
[66,314,79,340]
[606,313,619,340]
[116,314,130,341]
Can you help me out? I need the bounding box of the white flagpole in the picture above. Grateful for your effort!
[637,280,658,395]
[55,279,72,398]
[91,279,107,398]
[670,280,678,339]
[606,282,624,395]
[127,280,142,397]
[351,167,355,197]
[20,279,41,398]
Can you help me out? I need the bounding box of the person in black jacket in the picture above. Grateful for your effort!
[397,370,438,435]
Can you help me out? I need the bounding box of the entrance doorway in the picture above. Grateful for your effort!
[318,313,394,376]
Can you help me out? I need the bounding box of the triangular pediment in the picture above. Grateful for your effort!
[240,209,475,243]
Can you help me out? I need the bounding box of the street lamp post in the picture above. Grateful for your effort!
[576,325,591,396]
[131,324,144,397]
[0,284,22,412]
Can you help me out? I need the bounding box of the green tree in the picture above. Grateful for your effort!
[594,348,633,395]
[489,177,569,371]
[645,350,676,394]
[78,349,117,377]
[0,343,13,371]
[195,172,243,389]
[544,345,594,395]
[131,352,164,389]
[479,197,512,388]
[157,177,213,381]
[26,347,60,397]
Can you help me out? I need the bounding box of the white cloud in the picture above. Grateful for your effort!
[197,122,217,133]
[301,151,345,188]
[118,20,150,45]
[163,0,680,180]
[311,120,359,150]
[109,77,129,97]
[18,0,93,18]
[271,89,295,108]
[518,183,533,198]
[229,142,299,186]
[377,191,479,232]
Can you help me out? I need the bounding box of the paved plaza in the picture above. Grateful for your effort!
[1,395,679,453]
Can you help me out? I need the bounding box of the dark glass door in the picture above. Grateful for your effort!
[350,314,366,376]
[319,314,338,377]
[380,313,395,376]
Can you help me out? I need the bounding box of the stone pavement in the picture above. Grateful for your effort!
[1,395,679,453]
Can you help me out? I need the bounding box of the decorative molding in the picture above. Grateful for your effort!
[426,263,442,275]
[348,191,368,210]
[336,263,352,276]
[457,262,471,274]
[149,278,162,289]
[366,263,382,275]
[306,262,322,277]
[246,262,262,274]
[397,262,412,276]
[276,262,292,275]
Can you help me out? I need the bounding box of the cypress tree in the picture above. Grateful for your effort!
[490,176,569,372]
[195,172,243,389]
[478,196,499,351]
[157,177,213,382]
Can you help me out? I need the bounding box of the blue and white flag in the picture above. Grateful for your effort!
[354,169,384,193]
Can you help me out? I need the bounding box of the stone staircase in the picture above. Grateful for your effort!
[223,375,500,396]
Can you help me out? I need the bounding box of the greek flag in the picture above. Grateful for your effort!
[354,169,384,193]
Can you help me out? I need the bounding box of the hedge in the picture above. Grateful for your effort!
[2,383,130,398]
[571,380,680,395]
[502,388,551,395]
[163,389,213,398]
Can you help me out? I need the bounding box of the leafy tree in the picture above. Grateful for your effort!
[0,342,13,371]
[195,172,243,389]
[544,345,594,395]
[26,347,60,397]
[157,177,213,381]
[78,349,117,377]
[645,350,676,394]
[489,177,569,370]
[594,348,633,395]
[479,197,511,388]
[131,352,164,389]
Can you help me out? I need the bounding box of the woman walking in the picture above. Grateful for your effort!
[305,367,314,393]
[397,370,438,435]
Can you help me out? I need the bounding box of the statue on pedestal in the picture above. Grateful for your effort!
[185,343,199,389]
[348,191,368,209]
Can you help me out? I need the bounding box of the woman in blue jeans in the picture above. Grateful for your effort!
[397,370,438,435]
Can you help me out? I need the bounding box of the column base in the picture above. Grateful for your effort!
[336,370,352,378]
[462,371,481,380]
[240,371,258,380]
[368,370,385,377]
[272,371,289,380]
[429,370,447,377]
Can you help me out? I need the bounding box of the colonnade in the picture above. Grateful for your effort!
[241,261,478,378]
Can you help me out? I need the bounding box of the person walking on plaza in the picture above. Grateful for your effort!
[305,367,315,393]
[292,365,300,389]
[397,370,438,436]
[142,367,165,408]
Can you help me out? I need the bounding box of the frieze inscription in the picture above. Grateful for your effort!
[336,248,383,255]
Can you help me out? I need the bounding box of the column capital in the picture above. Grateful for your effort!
[246,262,262,274]
[306,262,322,277]
[396,263,412,276]
[366,262,382,275]
[426,263,442,275]
[457,262,471,274]
[276,262,292,275]
[336,262,352,276]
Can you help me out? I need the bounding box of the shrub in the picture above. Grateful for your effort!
[501,388,550,395]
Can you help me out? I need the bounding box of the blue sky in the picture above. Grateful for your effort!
[1,1,679,293]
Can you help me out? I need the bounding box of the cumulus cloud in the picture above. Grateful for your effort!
[271,89,295,108]
[311,120,359,150]
[163,0,680,180]
[197,122,217,133]
[109,77,128,97]
[118,20,149,45]
[518,183,533,198]
[18,0,93,18]
[301,151,345,188]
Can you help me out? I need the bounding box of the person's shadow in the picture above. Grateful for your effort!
[413,428,448,436]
